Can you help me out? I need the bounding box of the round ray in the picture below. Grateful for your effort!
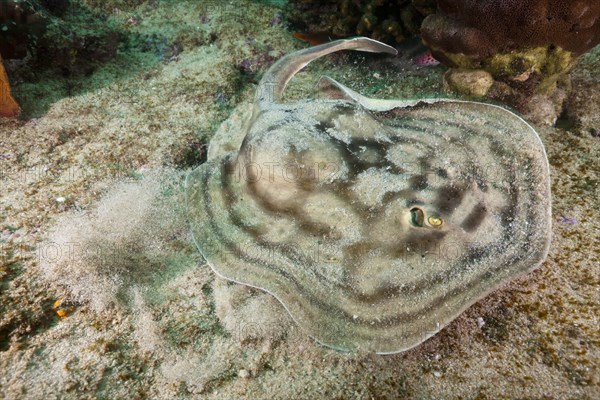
[186,38,551,354]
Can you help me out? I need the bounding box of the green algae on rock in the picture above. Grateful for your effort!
[186,37,552,354]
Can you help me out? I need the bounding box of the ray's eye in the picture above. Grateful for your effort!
[428,215,444,227]
[410,208,443,228]
[410,207,425,227]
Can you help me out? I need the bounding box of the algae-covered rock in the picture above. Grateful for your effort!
[0,0,122,78]
[289,0,436,45]
[443,68,494,97]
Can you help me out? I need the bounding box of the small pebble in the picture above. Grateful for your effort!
[238,369,249,378]
[56,197,66,203]
[477,316,485,328]
[558,216,577,225]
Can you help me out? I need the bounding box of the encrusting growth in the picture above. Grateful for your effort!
[0,54,20,117]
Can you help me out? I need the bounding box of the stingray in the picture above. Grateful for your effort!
[185,37,552,354]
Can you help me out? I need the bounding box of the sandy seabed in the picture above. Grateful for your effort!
[0,1,598,399]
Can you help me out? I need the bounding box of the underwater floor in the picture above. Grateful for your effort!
[0,1,599,399]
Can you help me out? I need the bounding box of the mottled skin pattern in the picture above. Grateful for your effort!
[186,38,551,353]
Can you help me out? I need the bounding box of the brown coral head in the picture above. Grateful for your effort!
[422,0,600,62]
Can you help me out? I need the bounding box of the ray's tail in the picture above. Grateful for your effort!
[256,37,397,108]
